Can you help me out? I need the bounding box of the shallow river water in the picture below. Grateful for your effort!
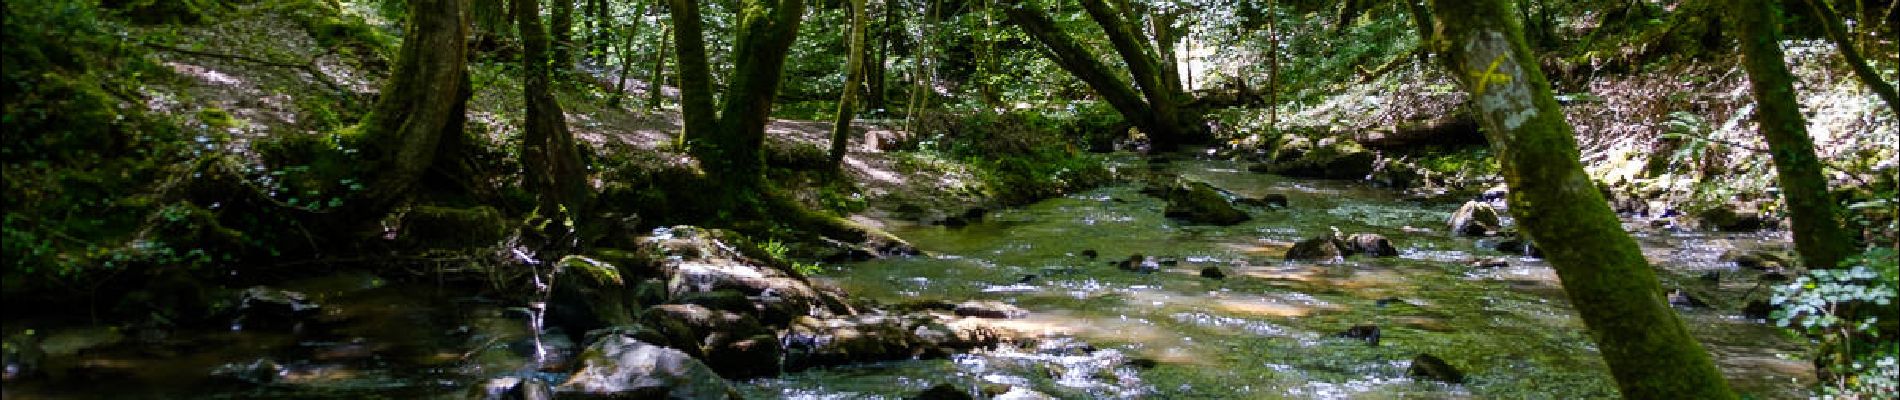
[3,155,1814,399]
[742,156,1813,399]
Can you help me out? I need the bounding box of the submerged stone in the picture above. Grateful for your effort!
[1334,324,1381,346]
[1161,181,1251,225]
[1285,235,1346,261]
[954,300,1028,319]
[1408,353,1465,383]
[909,383,975,400]
[1343,233,1400,257]
[558,335,740,399]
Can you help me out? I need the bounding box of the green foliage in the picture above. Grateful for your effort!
[101,0,223,25]
[914,108,1114,205]
[1772,247,1900,397]
[759,238,822,276]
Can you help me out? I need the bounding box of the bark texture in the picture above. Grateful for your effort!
[1425,0,1737,398]
[1002,0,1202,150]
[517,0,590,215]
[357,0,473,211]
[829,0,870,168]
[1803,0,1900,118]
[671,0,806,202]
[1730,0,1857,271]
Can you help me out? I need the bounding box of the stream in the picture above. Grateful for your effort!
[742,155,1813,398]
[1,154,1814,399]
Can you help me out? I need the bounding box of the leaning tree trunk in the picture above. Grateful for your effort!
[1003,0,1200,151]
[356,0,473,212]
[829,0,870,168]
[1730,0,1858,271]
[1425,0,1738,398]
[1804,0,1900,118]
[517,0,591,216]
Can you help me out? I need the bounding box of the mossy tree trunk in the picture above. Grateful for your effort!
[1803,0,1900,118]
[517,0,591,217]
[551,0,575,73]
[609,0,647,108]
[828,0,869,168]
[670,0,806,208]
[356,0,473,212]
[865,0,892,112]
[1424,0,1737,398]
[1729,0,1858,271]
[1002,0,1202,151]
[647,23,671,110]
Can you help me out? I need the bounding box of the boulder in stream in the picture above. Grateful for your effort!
[1342,234,1400,257]
[1334,324,1381,346]
[557,334,741,399]
[1285,235,1346,261]
[1448,201,1503,237]
[233,286,321,332]
[1255,137,1377,180]
[954,301,1028,319]
[1407,353,1465,383]
[910,383,975,400]
[1159,181,1251,225]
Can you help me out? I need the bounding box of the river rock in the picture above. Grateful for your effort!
[1334,324,1381,346]
[233,286,321,332]
[910,383,975,400]
[1200,266,1227,280]
[1407,353,1465,383]
[1285,235,1346,261]
[1257,137,1377,179]
[640,304,779,379]
[1720,249,1790,271]
[1448,201,1503,236]
[1697,205,1770,232]
[1161,181,1251,225]
[644,226,855,325]
[954,301,1028,319]
[1494,237,1543,258]
[1236,193,1290,208]
[472,376,553,400]
[209,358,283,386]
[1342,233,1400,257]
[1468,258,1510,269]
[557,335,740,399]
[781,314,1022,371]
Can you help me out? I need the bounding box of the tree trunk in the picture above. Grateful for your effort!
[1424,1,1737,398]
[1151,9,1184,97]
[609,1,647,107]
[671,0,805,203]
[865,0,891,112]
[1731,0,1859,270]
[1804,0,1900,117]
[706,0,805,192]
[647,24,671,110]
[829,0,869,168]
[517,0,590,216]
[551,0,575,73]
[1003,0,1200,150]
[356,0,473,212]
[670,0,717,146]
[1265,0,1279,138]
[588,0,610,62]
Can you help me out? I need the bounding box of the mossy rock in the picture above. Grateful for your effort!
[1259,138,1376,180]
[1161,181,1250,225]
[399,205,507,249]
